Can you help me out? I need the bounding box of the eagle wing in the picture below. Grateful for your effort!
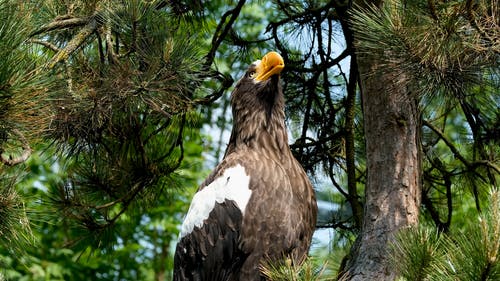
[174,148,314,281]
[173,162,251,281]
[237,149,314,279]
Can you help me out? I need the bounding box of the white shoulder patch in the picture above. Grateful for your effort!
[179,164,252,238]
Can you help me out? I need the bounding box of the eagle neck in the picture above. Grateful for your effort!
[226,83,289,160]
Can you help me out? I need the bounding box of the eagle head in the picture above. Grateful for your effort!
[253,51,285,81]
[229,51,287,150]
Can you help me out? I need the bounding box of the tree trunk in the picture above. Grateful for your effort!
[334,1,422,278]
[341,55,422,279]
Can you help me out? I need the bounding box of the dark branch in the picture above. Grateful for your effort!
[204,0,246,69]
[28,39,60,52]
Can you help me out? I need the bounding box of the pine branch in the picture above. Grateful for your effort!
[204,0,246,69]
[104,21,119,65]
[0,178,34,253]
[30,17,89,37]
[344,51,362,229]
[191,71,234,105]
[47,18,99,69]
[423,120,470,165]
[423,120,500,174]
[260,256,330,281]
[0,129,32,166]
[285,49,350,73]
[271,0,337,27]
[28,39,60,52]
[422,153,454,232]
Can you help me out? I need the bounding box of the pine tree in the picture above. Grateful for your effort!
[0,0,51,254]
[18,0,215,250]
[1,0,214,278]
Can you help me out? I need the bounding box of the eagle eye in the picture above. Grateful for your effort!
[248,71,256,78]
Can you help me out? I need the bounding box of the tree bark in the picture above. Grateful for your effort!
[333,1,422,278]
[332,0,423,278]
[341,51,422,280]
[341,50,421,281]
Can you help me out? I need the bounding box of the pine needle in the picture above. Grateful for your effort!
[260,256,331,281]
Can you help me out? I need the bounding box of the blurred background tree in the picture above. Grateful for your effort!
[0,0,498,280]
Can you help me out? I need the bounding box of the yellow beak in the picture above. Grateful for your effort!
[255,51,285,81]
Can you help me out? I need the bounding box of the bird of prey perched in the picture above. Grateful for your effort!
[173,51,317,281]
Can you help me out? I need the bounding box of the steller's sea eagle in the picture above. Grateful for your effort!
[173,51,317,281]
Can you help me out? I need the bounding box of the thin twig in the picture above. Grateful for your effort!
[345,50,362,229]
[28,39,60,52]
[0,129,32,166]
[423,120,500,174]
[204,0,246,69]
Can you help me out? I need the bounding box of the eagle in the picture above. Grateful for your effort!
[173,51,317,281]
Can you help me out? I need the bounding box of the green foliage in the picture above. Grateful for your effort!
[1,0,210,279]
[22,0,211,251]
[350,0,498,98]
[391,190,500,280]
[0,0,50,137]
[260,256,332,281]
[434,190,500,280]
[0,177,33,255]
[0,140,206,280]
[390,225,444,280]
[0,0,49,256]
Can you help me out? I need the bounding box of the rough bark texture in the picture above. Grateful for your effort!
[341,55,422,280]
